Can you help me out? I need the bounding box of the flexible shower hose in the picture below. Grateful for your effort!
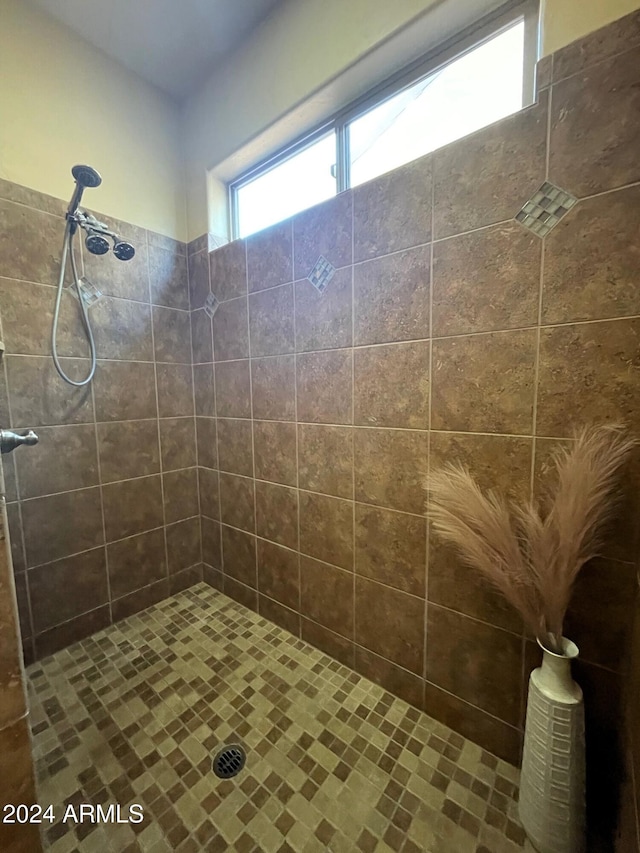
[51,220,97,386]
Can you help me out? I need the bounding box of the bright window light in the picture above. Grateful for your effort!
[349,22,525,187]
[236,132,337,238]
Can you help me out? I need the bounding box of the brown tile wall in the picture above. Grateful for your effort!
[0,180,202,662]
[190,11,640,847]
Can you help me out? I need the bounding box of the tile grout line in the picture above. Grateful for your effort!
[245,239,259,601]
[147,246,171,595]
[423,168,436,705]
[291,220,303,640]
[89,374,112,628]
[351,191,357,670]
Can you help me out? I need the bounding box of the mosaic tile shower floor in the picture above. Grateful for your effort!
[28,584,532,853]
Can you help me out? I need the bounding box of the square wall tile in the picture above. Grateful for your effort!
[215,360,252,419]
[7,356,95,426]
[153,306,192,363]
[22,487,103,566]
[298,424,353,499]
[102,475,164,542]
[432,223,540,337]
[255,481,298,550]
[355,577,424,675]
[426,604,523,727]
[293,192,353,278]
[428,432,532,500]
[296,350,352,425]
[257,539,299,611]
[217,418,253,476]
[354,155,432,261]
[354,428,427,515]
[542,186,640,324]
[249,283,294,357]
[159,417,196,472]
[28,547,108,633]
[246,219,292,293]
[213,297,249,361]
[355,504,426,597]
[199,467,220,520]
[299,491,353,571]
[190,308,213,364]
[210,239,247,301]
[156,363,194,418]
[196,417,217,469]
[549,49,640,197]
[253,420,297,486]
[222,525,257,587]
[295,267,353,353]
[188,248,210,309]
[193,364,215,417]
[300,556,354,639]
[354,341,429,429]
[97,420,160,484]
[149,245,189,310]
[163,467,199,523]
[219,472,255,533]
[107,529,167,599]
[251,356,295,421]
[433,96,547,239]
[17,424,99,498]
[202,517,221,568]
[427,532,523,635]
[537,319,640,436]
[165,517,201,573]
[92,298,153,361]
[354,244,431,346]
[431,330,536,434]
[94,361,158,422]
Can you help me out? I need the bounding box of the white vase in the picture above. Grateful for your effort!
[519,636,586,853]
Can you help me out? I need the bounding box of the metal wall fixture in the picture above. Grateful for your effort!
[51,165,137,387]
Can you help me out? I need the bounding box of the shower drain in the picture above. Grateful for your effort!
[212,744,246,779]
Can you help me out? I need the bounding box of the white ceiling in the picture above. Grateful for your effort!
[29,0,284,100]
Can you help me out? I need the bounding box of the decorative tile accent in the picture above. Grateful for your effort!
[28,584,527,853]
[204,291,219,318]
[307,255,336,294]
[66,276,103,309]
[515,182,577,237]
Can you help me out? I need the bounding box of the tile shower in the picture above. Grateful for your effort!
[0,9,638,852]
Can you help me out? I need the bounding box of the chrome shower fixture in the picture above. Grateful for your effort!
[51,164,136,387]
[72,210,136,262]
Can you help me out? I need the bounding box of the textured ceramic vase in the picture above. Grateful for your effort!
[519,637,586,853]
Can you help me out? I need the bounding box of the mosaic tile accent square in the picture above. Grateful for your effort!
[66,276,104,309]
[515,182,577,237]
[307,256,336,294]
[28,584,530,852]
[204,291,220,318]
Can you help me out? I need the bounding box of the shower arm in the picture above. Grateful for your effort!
[70,209,119,242]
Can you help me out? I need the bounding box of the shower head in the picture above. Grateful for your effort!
[113,241,135,261]
[68,164,102,215]
[85,231,110,255]
[71,164,102,189]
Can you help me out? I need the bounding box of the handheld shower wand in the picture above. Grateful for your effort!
[52,165,136,387]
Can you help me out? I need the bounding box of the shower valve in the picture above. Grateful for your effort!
[0,430,39,454]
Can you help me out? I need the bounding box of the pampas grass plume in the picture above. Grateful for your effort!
[425,425,636,653]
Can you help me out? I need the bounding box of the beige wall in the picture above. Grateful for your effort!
[184,0,640,242]
[541,0,640,55]
[182,0,450,240]
[0,0,187,240]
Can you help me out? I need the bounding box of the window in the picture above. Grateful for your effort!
[231,6,535,239]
